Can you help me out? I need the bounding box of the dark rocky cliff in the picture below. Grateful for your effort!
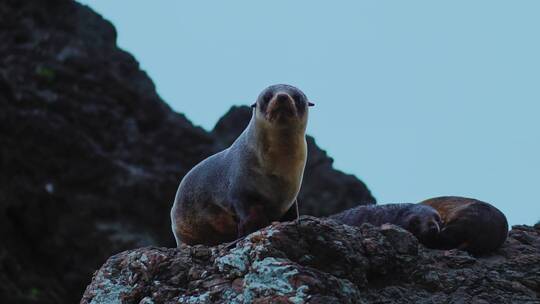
[0,1,373,303]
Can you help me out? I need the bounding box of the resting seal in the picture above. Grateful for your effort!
[328,203,442,245]
[171,84,313,246]
[420,196,508,255]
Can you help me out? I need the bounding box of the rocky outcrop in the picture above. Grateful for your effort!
[0,1,373,303]
[82,217,540,303]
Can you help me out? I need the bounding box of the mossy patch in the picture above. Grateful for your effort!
[35,66,56,82]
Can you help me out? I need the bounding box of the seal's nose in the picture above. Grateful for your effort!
[275,93,293,104]
[266,92,296,120]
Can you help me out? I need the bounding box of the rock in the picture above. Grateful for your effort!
[82,218,540,303]
[0,1,374,303]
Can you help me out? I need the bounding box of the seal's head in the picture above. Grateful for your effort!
[252,84,314,129]
[399,205,442,244]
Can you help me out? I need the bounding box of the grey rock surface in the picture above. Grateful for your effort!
[82,218,540,304]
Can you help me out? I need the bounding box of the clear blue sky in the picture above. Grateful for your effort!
[79,1,539,226]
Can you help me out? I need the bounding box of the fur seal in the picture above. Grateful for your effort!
[328,203,442,245]
[171,84,313,246]
[420,196,508,255]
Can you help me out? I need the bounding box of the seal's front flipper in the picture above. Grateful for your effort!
[280,200,299,222]
[237,205,270,238]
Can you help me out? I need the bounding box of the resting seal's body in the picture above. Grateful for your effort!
[171,84,313,246]
[420,196,508,255]
[328,203,442,245]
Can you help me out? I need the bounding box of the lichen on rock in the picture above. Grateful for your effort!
[82,218,540,303]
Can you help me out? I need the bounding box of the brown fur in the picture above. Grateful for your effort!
[420,196,508,255]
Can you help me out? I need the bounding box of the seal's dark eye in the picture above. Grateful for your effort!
[263,92,273,104]
[292,93,305,108]
[292,93,303,103]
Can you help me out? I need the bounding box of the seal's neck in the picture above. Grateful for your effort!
[246,112,307,175]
